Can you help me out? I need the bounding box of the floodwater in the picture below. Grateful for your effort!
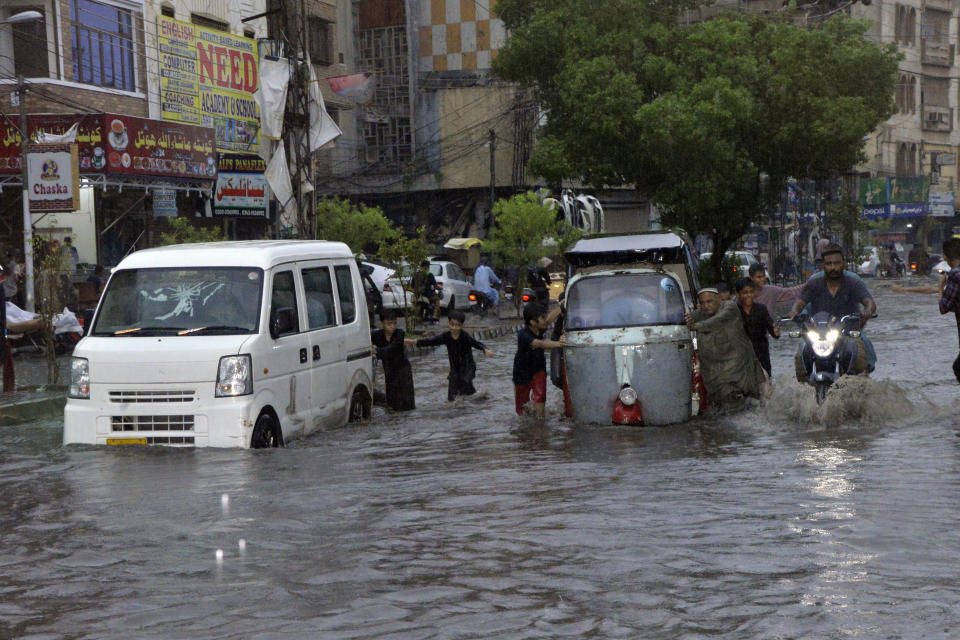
[3,285,960,639]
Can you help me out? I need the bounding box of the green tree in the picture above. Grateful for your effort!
[315,197,399,255]
[157,217,224,246]
[494,2,900,280]
[484,192,580,311]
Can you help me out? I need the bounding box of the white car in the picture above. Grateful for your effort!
[700,250,770,281]
[932,259,951,275]
[361,261,411,310]
[428,258,473,309]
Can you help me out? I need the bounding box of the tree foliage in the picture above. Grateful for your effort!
[494,1,900,278]
[315,197,399,255]
[157,217,224,246]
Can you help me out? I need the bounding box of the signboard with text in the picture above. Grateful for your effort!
[26,143,79,213]
[158,16,260,155]
[214,154,267,218]
[0,114,215,180]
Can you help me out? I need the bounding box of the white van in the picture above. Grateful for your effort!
[63,241,374,448]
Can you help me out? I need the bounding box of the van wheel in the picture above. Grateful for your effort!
[251,413,283,448]
[349,387,371,422]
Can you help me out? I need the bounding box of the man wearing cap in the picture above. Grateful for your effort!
[685,287,766,404]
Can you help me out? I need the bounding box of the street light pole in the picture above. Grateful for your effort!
[18,75,34,312]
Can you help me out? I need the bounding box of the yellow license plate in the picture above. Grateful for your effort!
[106,437,147,446]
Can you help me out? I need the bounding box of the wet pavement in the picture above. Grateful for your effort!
[3,283,960,638]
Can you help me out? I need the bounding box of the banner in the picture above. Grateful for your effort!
[859,177,888,206]
[158,16,260,154]
[328,73,375,104]
[930,191,955,217]
[214,155,267,218]
[152,189,178,217]
[0,114,215,180]
[26,143,79,213]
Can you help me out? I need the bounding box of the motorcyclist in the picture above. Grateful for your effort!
[787,244,877,382]
[472,257,501,306]
[527,258,552,306]
[412,260,441,323]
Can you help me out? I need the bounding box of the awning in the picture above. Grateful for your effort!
[443,237,482,250]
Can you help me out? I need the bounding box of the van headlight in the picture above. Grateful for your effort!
[69,357,90,399]
[216,355,252,397]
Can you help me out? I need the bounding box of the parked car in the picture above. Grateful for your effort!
[383,257,473,311]
[932,258,951,275]
[428,257,473,309]
[361,260,411,310]
[700,250,770,282]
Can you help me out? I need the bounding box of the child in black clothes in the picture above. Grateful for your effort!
[371,309,415,411]
[406,309,493,401]
[735,277,779,377]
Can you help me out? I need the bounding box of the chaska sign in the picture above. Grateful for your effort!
[158,16,260,155]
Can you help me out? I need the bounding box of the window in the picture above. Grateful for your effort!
[11,7,48,78]
[566,273,686,330]
[161,5,175,17]
[302,266,336,329]
[70,0,136,91]
[244,29,255,39]
[271,271,300,336]
[334,265,356,324]
[308,17,332,65]
[190,14,228,31]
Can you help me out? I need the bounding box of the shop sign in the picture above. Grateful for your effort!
[153,189,178,217]
[213,154,267,218]
[26,143,79,213]
[929,191,955,217]
[0,114,215,180]
[102,113,217,179]
[158,16,260,155]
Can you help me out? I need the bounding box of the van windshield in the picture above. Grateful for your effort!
[565,272,686,330]
[93,267,264,336]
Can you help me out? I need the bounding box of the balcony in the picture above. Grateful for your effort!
[922,105,952,132]
[921,40,954,66]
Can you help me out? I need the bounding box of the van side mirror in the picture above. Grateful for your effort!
[270,307,296,339]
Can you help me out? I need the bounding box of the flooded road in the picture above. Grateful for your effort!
[3,286,960,638]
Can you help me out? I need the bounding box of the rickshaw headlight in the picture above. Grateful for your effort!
[618,387,638,406]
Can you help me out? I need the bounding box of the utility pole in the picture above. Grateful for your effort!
[18,75,35,312]
[489,128,496,213]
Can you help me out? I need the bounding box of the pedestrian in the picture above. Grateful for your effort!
[716,282,731,301]
[0,264,13,393]
[371,309,415,411]
[406,309,493,401]
[735,277,779,377]
[62,236,79,272]
[513,302,565,418]
[685,287,765,404]
[938,237,960,383]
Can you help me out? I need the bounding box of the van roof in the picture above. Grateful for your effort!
[116,240,354,270]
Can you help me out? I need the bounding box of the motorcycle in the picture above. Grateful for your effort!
[782,312,863,404]
[468,289,494,317]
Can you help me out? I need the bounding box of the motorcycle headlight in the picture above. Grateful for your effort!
[69,357,90,399]
[809,330,839,357]
[216,354,252,397]
[618,386,638,406]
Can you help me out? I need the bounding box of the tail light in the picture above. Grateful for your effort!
[911,263,917,270]
[382,282,392,292]
[521,293,531,303]
[468,293,478,302]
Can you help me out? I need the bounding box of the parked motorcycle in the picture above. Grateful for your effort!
[468,289,494,317]
[782,312,863,404]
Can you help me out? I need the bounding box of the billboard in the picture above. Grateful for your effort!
[158,16,260,155]
[0,114,215,180]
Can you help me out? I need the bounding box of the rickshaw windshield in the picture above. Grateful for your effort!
[93,267,264,336]
[565,273,686,330]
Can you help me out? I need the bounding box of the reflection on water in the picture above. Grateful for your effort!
[3,289,960,637]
